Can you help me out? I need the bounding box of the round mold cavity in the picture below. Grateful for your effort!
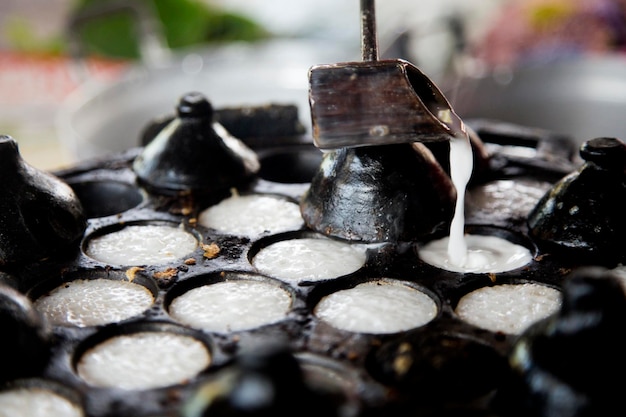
[196,192,304,239]
[258,146,323,184]
[69,180,144,218]
[416,224,537,274]
[366,331,510,405]
[465,178,554,224]
[0,378,85,417]
[309,278,440,335]
[451,278,562,335]
[73,322,213,390]
[82,220,200,266]
[165,271,297,333]
[248,231,372,284]
[28,269,158,328]
[296,351,383,416]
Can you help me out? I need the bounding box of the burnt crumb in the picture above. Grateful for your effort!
[202,243,221,259]
[153,267,178,280]
[152,267,180,288]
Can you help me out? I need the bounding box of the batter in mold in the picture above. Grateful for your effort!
[419,112,533,273]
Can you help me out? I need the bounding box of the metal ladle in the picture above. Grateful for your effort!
[309,0,463,149]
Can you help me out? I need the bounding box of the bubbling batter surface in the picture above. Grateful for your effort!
[85,224,198,266]
[455,283,561,334]
[76,332,210,390]
[34,278,154,327]
[0,387,84,417]
[251,237,369,283]
[314,280,438,334]
[169,280,292,333]
[197,194,304,238]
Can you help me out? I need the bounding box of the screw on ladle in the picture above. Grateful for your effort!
[308,0,463,149]
[360,0,378,62]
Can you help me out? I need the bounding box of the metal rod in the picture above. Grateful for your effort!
[360,0,379,61]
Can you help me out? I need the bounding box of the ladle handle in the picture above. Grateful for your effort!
[361,0,379,61]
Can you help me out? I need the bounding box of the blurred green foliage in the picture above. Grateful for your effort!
[4,17,66,54]
[6,0,269,59]
[74,0,270,59]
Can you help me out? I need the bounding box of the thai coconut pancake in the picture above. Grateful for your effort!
[33,278,154,327]
[455,283,562,334]
[168,279,293,333]
[197,193,304,238]
[3,1,624,414]
[76,332,211,390]
[251,237,369,283]
[84,224,198,266]
[314,280,437,334]
[0,387,84,417]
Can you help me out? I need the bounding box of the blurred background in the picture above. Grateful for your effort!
[2,0,626,170]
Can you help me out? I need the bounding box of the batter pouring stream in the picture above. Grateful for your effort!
[418,111,533,273]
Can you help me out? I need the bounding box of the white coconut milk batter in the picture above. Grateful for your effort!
[251,237,369,283]
[455,283,561,334]
[419,234,533,273]
[77,332,210,390]
[314,280,437,334]
[85,224,198,266]
[447,134,473,266]
[0,388,84,417]
[197,193,304,238]
[169,280,292,333]
[34,279,154,327]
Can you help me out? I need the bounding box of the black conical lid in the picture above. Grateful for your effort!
[133,92,260,195]
[527,137,626,263]
[0,135,86,266]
